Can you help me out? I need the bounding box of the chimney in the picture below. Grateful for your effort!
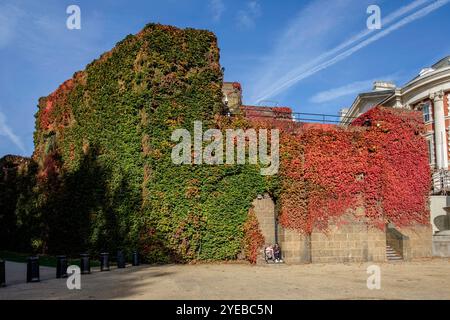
[372,81,396,91]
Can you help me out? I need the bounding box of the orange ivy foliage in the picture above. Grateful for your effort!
[232,82,242,91]
[352,107,431,227]
[243,209,265,264]
[248,106,431,234]
[38,78,76,132]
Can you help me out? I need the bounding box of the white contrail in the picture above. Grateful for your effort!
[254,0,448,103]
[271,0,429,90]
[0,111,27,154]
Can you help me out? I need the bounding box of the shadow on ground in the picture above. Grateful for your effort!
[1,258,449,300]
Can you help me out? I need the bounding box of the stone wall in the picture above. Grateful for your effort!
[278,221,386,264]
[222,82,242,114]
[252,194,276,246]
[398,224,433,258]
[310,221,386,263]
[386,225,407,258]
[251,193,312,264]
[430,196,450,234]
[279,227,311,264]
[251,194,432,264]
[433,234,450,257]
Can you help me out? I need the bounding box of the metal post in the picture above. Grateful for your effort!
[117,251,126,269]
[80,254,91,274]
[132,251,140,266]
[0,259,6,287]
[56,255,68,278]
[100,253,110,271]
[26,257,40,283]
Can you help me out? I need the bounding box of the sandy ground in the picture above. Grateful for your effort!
[2,261,56,286]
[0,259,449,300]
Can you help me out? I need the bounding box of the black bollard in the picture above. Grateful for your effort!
[80,254,91,274]
[26,256,40,283]
[132,251,140,266]
[56,255,68,278]
[0,259,5,287]
[117,251,126,269]
[100,253,110,271]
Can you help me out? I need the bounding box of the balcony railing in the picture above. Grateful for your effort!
[432,170,450,195]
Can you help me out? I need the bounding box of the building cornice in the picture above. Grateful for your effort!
[406,66,450,88]
[340,62,450,126]
[379,67,450,108]
[402,68,450,105]
[341,90,393,125]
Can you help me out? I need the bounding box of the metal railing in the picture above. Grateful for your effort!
[228,107,359,124]
[432,170,450,195]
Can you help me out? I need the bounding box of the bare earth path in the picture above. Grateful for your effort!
[0,259,449,300]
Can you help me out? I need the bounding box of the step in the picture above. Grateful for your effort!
[386,245,403,261]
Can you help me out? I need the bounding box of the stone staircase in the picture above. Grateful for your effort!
[386,245,403,261]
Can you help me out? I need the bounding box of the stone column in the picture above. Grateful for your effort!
[431,90,448,169]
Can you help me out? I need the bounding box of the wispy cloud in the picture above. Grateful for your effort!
[309,76,396,104]
[236,1,262,29]
[0,111,26,154]
[0,2,105,68]
[246,0,360,103]
[0,3,24,48]
[250,0,449,103]
[209,0,225,22]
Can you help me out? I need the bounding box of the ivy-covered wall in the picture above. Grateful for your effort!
[276,107,431,234]
[28,23,274,261]
[0,155,38,252]
[0,23,431,264]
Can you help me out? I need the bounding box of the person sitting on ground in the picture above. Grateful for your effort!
[265,245,274,261]
[273,243,283,263]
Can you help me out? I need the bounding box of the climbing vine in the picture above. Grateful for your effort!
[29,23,274,261]
[242,208,265,264]
[274,107,431,234]
[0,23,431,264]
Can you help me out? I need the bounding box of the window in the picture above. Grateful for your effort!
[422,103,431,123]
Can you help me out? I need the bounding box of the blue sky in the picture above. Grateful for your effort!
[1,0,450,157]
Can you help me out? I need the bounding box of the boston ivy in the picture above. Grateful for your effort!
[28,23,274,262]
[0,24,430,264]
